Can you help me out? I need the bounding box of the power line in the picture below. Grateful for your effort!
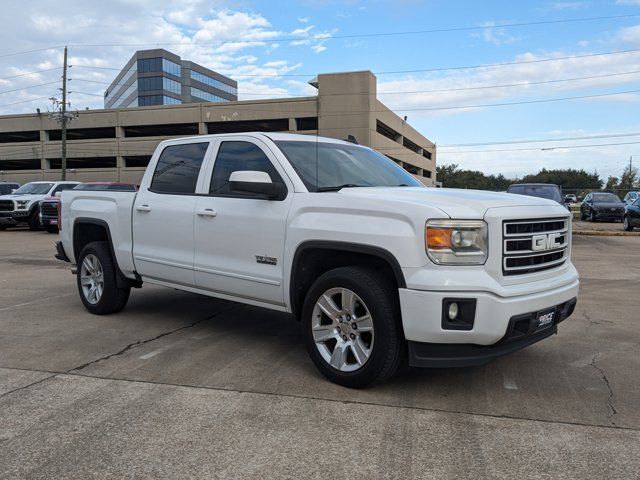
[71,68,640,99]
[441,131,640,148]
[0,82,59,96]
[437,140,640,154]
[72,47,640,78]
[0,46,64,59]
[0,67,62,81]
[0,96,54,108]
[65,13,640,48]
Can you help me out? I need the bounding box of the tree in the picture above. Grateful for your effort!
[619,164,639,191]
[605,176,619,190]
[436,164,512,190]
[520,168,602,190]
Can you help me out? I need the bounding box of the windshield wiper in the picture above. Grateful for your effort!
[316,184,365,192]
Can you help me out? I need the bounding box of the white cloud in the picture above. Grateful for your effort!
[551,2,589,10]
[615,0,640,4]
[297,17,310,23]
[472,21,521,46]
[619,24,640,45]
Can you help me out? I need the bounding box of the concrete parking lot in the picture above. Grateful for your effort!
[1,229,639,479]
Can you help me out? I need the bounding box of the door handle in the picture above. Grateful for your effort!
[197,208,217,217]
[136,204,152,213]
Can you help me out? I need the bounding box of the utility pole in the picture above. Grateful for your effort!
[630,156,634,191]
[48,46,77,180]
[61,46,68,180]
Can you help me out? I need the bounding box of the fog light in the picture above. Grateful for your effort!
[448,302,459,320]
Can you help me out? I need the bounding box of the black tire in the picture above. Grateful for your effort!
[76,241,130,315]
[46,226,59,234]
[580,210,586,221]
[27,207,41,230]
[623,216,634,231]
[589,210,596,222]
[302,266,404,388]
[0,225,7,231]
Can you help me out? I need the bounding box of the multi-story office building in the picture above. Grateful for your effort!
[0,71,436,186]
[104,49,238,109]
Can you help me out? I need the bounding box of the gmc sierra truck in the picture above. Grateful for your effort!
[56,133,579,387]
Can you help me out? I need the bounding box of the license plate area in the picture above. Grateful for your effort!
[535,308,556,331]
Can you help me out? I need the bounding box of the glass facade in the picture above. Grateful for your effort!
[190,70,237,95]
[105,51,236,109]
[138,95,182,106]
[105,62,137,106]
[190,87,227,103]
[138,76,181,94]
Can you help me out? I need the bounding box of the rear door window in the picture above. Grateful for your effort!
[150,143,209,194]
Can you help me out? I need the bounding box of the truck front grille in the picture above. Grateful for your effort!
[502,218,569,276]
[40,202,58,217]
[0,200,14,212]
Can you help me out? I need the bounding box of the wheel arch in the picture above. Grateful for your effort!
[289,240,406,319]
[73,218,141,288]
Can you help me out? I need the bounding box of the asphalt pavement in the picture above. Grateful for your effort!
[0,228,639,479]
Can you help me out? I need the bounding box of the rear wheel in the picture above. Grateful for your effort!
[77,241,130,315]
[623,216,634,231]
[580,210,586,221]
[589,210,596,222]
[302,266,404,388]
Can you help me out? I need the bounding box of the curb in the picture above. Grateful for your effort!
[573,230,640,237]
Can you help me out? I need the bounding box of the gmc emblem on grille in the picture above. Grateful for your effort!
[531,232,562,251]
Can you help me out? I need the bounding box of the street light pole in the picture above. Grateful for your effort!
[61,46,68,181]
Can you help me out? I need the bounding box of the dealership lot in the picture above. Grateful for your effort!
[0,229,639,478]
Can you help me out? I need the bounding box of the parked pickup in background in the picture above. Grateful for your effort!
[56,133,579,387]
[0,181,79,230]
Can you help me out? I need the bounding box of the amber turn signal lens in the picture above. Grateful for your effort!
[426,227,452,249]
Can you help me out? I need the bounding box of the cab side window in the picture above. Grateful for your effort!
[150,142,209,194]
[52,184,76,195]
[209,141,285,198]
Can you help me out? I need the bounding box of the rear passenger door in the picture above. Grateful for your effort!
[193,138,293,307]
[132,141,211,287]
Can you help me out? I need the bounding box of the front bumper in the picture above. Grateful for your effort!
[408,297,576,367]
[0,210,29,220]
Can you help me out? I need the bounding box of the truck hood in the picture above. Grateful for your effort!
[337,187,559,218]
[0,194,42,201]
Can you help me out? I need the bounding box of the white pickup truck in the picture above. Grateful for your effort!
[56,133,579,387]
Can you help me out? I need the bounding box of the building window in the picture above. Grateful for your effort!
[48,157,117,169]
[190,70,237,95]
[163,96,182,105]
[423,170,432,178]
[162,58,181,76]
[124,156,151,167]
[0,131,40,143]
[190,87,227,103]
[0,158,40,170]
[111,82,137,108]
[105,62,137,105]
[296,117,318,131]
[48,127,116,141]
[402,137,421,154]
[376,120,401,143]
[423,150,432,160]
[123,123,198,137]
[138,57,162,73]
[150,142,209,194]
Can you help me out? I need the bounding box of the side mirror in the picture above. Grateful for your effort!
[229,171,285,200]
[10,189,16,193]
[54,191,62,197]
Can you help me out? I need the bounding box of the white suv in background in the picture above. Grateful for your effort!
[0,181,80,230]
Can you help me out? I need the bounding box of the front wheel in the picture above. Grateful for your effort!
[302,266,404,388]
[77,241,130,315]
[623,216,634,231]
[590,210,596,222]
[27,208,41,230]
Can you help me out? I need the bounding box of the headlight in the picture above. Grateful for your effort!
[16,200,29,209]
[425,219,488,265]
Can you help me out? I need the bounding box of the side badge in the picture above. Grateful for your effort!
[256,255,278,266]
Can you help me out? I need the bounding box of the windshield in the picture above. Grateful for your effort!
[507,184,562,203]
[593,193,621,203]
[12,182,54,195]
[274,140,422,191]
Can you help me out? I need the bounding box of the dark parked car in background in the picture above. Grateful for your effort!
[580,192,625,222]
[507,183,568,208]
[623,198,640,231]
[623,191,639,206]
[0,182,20,195]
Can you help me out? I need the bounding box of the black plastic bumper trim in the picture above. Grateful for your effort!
[408,297,577,368]
[54,241,70,263]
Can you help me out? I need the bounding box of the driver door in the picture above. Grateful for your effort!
[193,138,293,307]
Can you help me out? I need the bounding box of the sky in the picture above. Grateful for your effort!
[0,0,639,180]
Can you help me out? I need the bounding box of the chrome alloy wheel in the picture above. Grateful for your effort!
[311,287,375,372]
[80,254,104,305]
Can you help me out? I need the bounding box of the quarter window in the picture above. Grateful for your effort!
[209,141,284,197]
[150,143,209,194]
